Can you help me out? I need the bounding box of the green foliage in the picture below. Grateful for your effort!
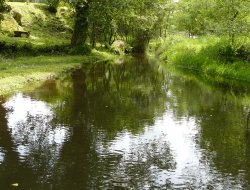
[0,0,249,60]
[174,0,210,36]
[0,39,98,56]
[46,0,60,13]
[218,43,250,63]
[0,3,76,56]
[156,35,250,82]
[0,0,10,23]
[0,0,11,13]
[0,13,3,22]
[70,1,89,46]
[174,0,250,48]
[69,44,91,55]
[68,0,173,52]
[119,0,173,52]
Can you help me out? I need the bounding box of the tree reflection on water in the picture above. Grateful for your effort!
[1,57,250,189]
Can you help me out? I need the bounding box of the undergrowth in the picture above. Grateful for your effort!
[151,34,250,82]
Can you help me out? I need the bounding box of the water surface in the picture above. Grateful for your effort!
[1,57,250,189]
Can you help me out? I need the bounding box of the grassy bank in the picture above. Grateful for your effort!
[152,34,250,82]
[0,50,116,96]
[1,2,72,44]
[0,2,78,56]
[0,2,119,96]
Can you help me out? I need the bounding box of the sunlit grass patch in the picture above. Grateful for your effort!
[0,55,84,95]
[153,34,250,82]
[0,48,118,96]
[0,2,73,54]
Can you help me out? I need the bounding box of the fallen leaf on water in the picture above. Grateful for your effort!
[11,183,19,187]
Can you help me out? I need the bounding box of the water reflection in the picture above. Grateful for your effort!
[1,93,70,189]
[1,57,250,189]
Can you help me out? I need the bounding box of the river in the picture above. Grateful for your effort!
[0,56,250,189]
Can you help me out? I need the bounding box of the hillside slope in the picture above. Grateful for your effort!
[0,2,73,47]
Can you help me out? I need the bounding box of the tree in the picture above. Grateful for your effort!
[69,0,121,47]
[88,0,124,47]
[0,0,10,12]
[174,0,214,37]
[212,0,250,49]
[0,0,11,23]
[119,0,171,53]
[71,0,90,46]
[69,0,171,53]
[174,0,250,47]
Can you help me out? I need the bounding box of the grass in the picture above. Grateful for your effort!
[0,2,120,96]
[0,49,117,96]
[0,55,82,96]
[1,2,72,45]
[152,34,250,82]
[0,2,74,56]
[0,2,78,96]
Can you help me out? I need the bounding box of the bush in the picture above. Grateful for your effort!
[0,0,11,13]
[0,13,3,22]
[0,42,74,56]
[47,6,57,13]
[218,41,250,63]
[236,45,250,62]
[0,0,10,23]
[69,45,92,55]
[0,41,7,49]
[46,0,60,13]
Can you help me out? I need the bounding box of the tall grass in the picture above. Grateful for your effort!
[152,34,250,82]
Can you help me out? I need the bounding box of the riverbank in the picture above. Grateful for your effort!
[0,2,118,96]
[152,35,250,82]
[0,50,116,96]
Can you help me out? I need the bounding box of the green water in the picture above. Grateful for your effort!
[1,56,250,189]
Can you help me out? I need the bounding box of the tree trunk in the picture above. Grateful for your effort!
[108,28,114,45]
[91,23,96,48]
[132,32,150,54]
[71,1,89,47]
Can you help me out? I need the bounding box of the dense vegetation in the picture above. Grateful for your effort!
[151,0,250,81]
[171,0,249,58]
[1,0,249,54]
[0,0,249,94]
[0,0,174,54]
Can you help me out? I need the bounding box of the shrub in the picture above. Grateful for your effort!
[0,13,3,23]
[0,42,75,56]
[0,0,11,24]
[47,6,57,13]
[46,0,60,13]
[236,45,250,62]
[69,44,92,55]
[0,0,11,13]
[218,40,250,63]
